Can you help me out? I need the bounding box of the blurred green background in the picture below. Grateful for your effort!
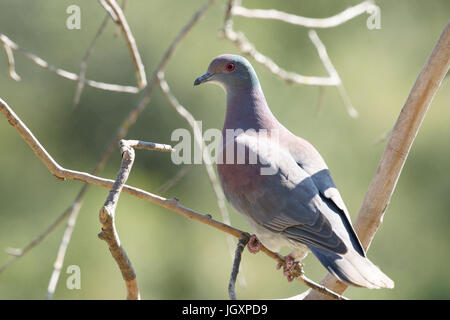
[0,0,449,300]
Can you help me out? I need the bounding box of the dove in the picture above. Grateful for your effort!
[194,54,394,289]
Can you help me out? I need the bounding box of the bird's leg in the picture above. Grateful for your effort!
[276,253,304,282]
[247,234,262,254]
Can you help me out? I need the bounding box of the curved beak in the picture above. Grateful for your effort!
[194,72,213,86]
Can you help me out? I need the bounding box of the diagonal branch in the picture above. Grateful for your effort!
[0,194,82,274]
[100,0,147,88]
[157,166,192,194]
[73,13,111,108]
[45,185,88,299]
[308,30,358,118]
[98,139,173,300]
[228,236,249,300]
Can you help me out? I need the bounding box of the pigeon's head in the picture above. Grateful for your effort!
[194,54,260,91]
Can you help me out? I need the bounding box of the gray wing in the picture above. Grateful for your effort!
[288,136,366,256]
[227,137,352,254]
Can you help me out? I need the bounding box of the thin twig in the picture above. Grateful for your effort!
[101,0,147,88]
[1,42,20,81]
[0,192,83,273]
[74,14,111,108]
[113,0,128,38]
[98,139,173,300]
[314,86,326,116]
[228,236,249,300]
[302,20,450,300]
[231,1,376,29]
[0,33,139,93]
[98,0,119,22]
[44,185,89,299]
[308,29,358,118]
[0,97,344,300]
[157,166,192,194]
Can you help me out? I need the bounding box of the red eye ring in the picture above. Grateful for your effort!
[225,63,235,72]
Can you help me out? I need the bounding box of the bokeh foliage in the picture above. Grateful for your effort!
[0,0,449,299]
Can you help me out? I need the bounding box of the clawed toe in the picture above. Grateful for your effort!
[247,234,262,254]
[277,254,303,282]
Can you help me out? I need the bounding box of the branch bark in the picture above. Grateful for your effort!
[98,140,171,300]
[231,1,376,28]
[98,140,138,300]
[228,236,249,300]
[101,0,147,88]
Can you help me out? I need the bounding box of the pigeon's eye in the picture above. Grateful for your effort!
[225,63,235,72]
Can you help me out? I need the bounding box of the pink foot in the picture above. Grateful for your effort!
[276,254,301,282]
[247,234,262,254]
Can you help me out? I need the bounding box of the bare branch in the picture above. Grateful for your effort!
[113,0,128,38]
[157,166,192,194]
[0,33,139,94]
[101,0,147,88]
[308,30,358,117]
[98,139,172,300]
[302,20,450,300]
[98,139,139,300]
[0,191,82,273]
[314,86,326,116]
[45,185,88,299]
[74,14,111,108]
[1,42,20,81]
[154,0,219,74]
[98,0,119,22]
[231,1,376,29]
[228,236,249,300]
